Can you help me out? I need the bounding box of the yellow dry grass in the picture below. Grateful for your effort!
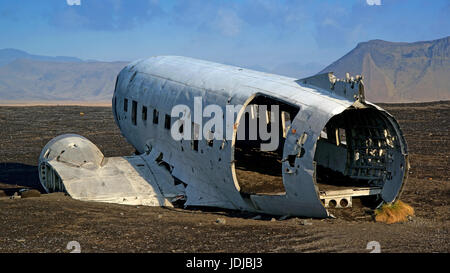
[375,200,414,224]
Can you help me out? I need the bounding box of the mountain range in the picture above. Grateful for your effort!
[0,50,126,102]
[0,48,84,66]
[0,36,449,103]
[320,36,450,102]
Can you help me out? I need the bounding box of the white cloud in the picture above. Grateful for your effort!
[366,0,381,5]
[66,0,81,6]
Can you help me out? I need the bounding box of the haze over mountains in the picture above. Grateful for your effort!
[0,48,84,66]
[0,59,127,101]
[0,36,449,103]
[0,49,126,102]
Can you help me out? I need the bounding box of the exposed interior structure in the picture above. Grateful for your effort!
[314,107,401,208]
[235,102,403,209]
[234,95,299,195]
[40,162,65,193]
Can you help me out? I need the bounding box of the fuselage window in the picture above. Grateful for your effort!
[192,122,200,151]
[153,109,159,124]
[281,111,291,138]
[132,100,137,126]
[164,114,171,130]
[142,106,147,122]
[206,130,214,147]
[124,98,128,112]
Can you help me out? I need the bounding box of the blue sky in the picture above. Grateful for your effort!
[0,0,449,74]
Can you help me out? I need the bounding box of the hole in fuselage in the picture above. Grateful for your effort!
[314,107,400,208]
[234,95,299,195]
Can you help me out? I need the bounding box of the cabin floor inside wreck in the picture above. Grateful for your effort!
[234,147,285,195]
[234,146,382,209]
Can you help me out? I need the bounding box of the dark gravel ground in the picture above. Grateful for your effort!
[0,102,448,253]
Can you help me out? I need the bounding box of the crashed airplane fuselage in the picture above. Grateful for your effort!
[38,56,409,218]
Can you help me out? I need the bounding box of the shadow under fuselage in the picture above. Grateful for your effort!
[0,162,44,195]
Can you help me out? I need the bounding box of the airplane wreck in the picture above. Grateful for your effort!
[38,56,409,218]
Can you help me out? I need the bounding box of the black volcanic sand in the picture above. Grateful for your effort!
[0,103,449,253]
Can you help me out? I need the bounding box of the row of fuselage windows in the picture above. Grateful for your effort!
[123,98,202,151]
[124,98,170,129]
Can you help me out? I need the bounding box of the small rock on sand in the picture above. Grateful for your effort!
[216,218,226,224]
[299,219,312,226]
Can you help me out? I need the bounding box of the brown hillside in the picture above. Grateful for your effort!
[320,36,450,102]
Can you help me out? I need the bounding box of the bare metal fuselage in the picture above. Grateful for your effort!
[38,56,408,218]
